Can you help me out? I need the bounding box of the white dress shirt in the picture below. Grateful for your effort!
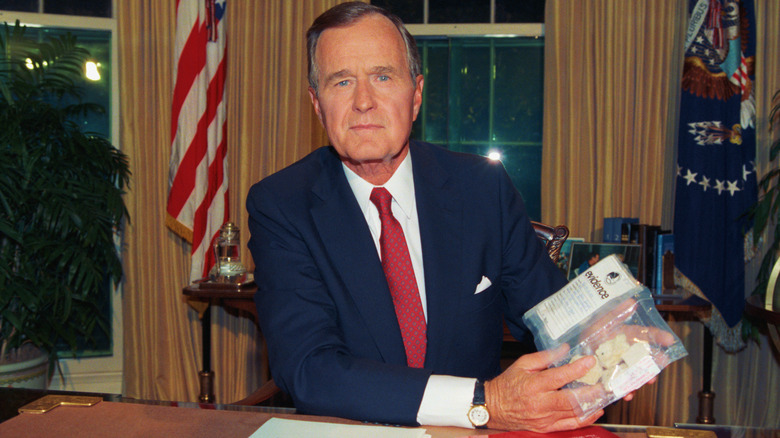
[343,152,477,428]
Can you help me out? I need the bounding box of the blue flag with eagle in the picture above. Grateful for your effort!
[674,0,757,327]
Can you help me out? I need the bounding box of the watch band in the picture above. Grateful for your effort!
[473,379,486,405]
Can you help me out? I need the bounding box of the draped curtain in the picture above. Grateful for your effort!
[542,0,780,427]
[118,0,343,403]
[541,0,686,238]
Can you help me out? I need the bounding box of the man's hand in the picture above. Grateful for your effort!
[484,345,604,432]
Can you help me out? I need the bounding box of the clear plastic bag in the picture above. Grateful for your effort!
[523,254,688,419]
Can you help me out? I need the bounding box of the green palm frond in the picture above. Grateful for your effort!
[0,21,130,362]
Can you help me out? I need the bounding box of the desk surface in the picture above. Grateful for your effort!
[0,390,515,438]
[2,389,776,438]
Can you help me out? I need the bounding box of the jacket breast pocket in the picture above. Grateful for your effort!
[462,281,500,314]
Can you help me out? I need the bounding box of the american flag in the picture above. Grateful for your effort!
[167,0,228,282]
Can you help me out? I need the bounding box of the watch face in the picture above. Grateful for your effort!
[468,405,489,426]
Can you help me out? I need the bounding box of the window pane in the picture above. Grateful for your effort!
[429,0,489,23]
[44,0,111,17]
[413,39,449,142]
[452,39,490,142]
[23,26,113,356]
[495,0,546,23]
[0,0,37,12]
[40,27,111,139]
[372,0,423,24]
[412,36,545,220]
[493,39,544,143]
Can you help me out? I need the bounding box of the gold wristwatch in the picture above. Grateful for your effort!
[467,380,489,428]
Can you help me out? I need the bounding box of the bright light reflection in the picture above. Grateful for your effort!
[487,151,502,161]
[85,61,101,81]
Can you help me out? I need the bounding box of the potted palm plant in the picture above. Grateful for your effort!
[0,22,130,386]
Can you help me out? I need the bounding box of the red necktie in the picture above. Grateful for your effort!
[370,187,427,368]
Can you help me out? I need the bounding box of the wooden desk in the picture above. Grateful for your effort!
[3,389,778,438]
[0,395,488,437]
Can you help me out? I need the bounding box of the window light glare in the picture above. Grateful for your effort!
[487,151,502,161]
[85,61,101,81]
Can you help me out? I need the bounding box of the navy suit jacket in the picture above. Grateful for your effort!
[246,140,566,425]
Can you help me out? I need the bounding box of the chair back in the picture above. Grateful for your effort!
[531,221,569,263]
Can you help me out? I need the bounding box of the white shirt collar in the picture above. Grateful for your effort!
[343,150,415,219]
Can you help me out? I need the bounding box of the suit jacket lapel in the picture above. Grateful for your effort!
[410,142,464,370]
[310,149,407,365]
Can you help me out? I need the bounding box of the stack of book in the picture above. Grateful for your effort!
[602,218,675,293]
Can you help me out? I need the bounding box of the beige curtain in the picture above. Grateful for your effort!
[542,0,687,239]
[119,1,344,403]
[543,0,780,427]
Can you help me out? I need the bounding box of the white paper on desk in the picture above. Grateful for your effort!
[249,417,430,438]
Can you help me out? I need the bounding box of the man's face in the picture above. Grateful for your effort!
[308,14,423,174]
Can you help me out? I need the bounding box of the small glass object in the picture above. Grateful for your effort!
[209,222,247,283]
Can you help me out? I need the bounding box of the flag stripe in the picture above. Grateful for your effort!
[167,65,226,218]
[168,0,228,282]
[192,107,228,252]
[170,22,207,145]
[168,40,227,217]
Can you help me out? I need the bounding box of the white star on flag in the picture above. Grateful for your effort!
[698,175,711,191]
[714,179,726,195]
[683,169,698,185]
[726,180,741,196]
[742,163,753,181]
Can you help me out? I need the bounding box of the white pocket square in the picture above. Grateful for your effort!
[474,276,492,294]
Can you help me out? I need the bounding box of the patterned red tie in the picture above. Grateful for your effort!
[370,187,427,368]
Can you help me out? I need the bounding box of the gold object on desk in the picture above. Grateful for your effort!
[646,427,717,438]
[18,395,102,414]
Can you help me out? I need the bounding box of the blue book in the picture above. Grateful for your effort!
[603,217,619,242]
[604,217,639,243]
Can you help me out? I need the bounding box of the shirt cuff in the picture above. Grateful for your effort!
[416,375,477,428]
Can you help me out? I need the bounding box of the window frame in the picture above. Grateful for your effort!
[0,6,122,394]
[408,23,546,219]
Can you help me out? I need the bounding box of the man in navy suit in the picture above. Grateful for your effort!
[247,2,612,431]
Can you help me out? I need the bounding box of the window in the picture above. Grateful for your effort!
[0,0,111,17]
[379,0,546,220]
[1,6,121,392]
[412,36,545,219]
[372,0,544,24]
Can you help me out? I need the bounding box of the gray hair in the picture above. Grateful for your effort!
[306,2,422,93]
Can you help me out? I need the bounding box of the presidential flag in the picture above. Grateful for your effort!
[674,0,756,327]
[167,0,228,282]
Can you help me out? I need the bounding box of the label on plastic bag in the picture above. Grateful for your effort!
[528,255,641,341]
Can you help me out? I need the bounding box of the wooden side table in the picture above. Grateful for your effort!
[182,281,259,403]
[654,293,714,424]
